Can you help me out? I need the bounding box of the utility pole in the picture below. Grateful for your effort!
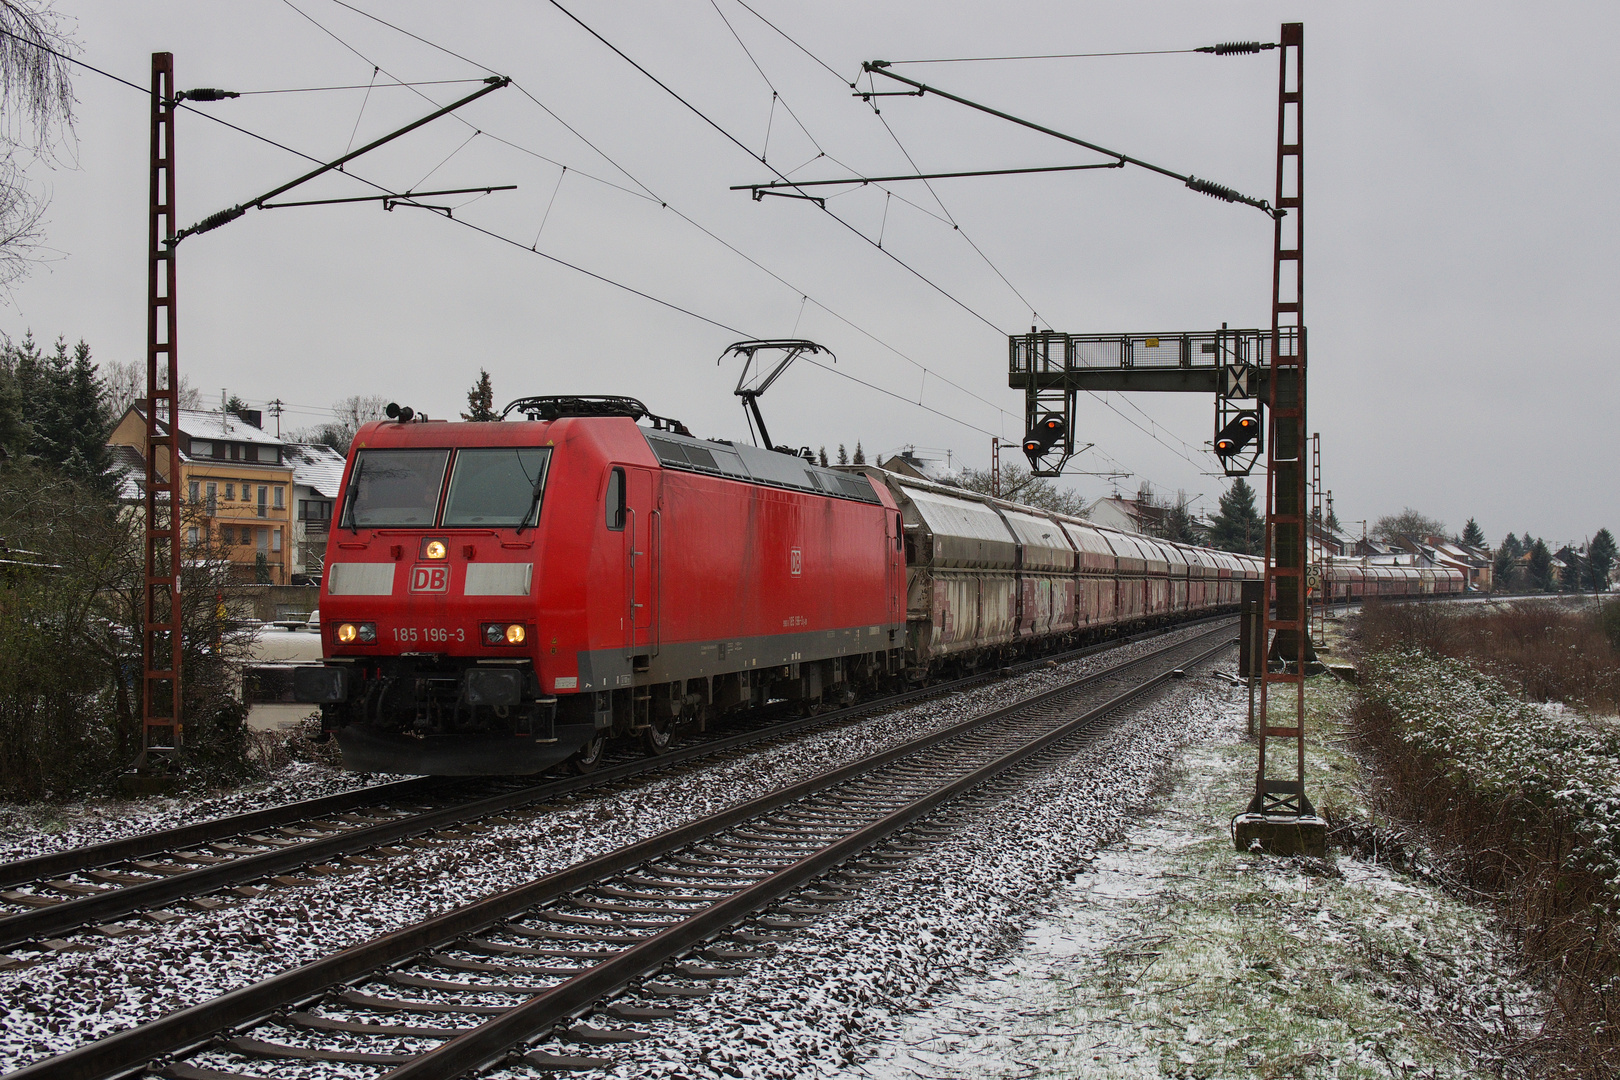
[1235,24,1325,856]
[130,57,510,777]
[139,52,184,773]
[268,398,284,438]
[990,437,1001,497]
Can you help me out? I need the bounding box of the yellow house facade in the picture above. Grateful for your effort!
[109,407,296,585]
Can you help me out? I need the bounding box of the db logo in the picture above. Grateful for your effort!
[410,565,449,593]
[789,547,802,577]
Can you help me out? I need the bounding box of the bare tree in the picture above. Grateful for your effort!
[287,394,389,454]
[0,1,78,292]
[957,463,1087,516]
[1374,508,1447,543]
[101,359,201,420]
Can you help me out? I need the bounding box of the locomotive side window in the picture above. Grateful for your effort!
[342,448,450,528]
[443,447,553,527]
[605,468,625,531]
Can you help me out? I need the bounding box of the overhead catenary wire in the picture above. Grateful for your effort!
[538,0,1011,337]
[0,12,1008,447]
[712,0,1053,329]
[315,0,1022,433]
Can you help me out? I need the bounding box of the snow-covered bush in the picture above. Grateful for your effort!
[1362,646,1620,901]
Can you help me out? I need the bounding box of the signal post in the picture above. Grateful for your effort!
[1008,25,1325,856]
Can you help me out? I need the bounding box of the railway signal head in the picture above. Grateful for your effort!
[1022,413,1066,458]
[1214,411,1259,458]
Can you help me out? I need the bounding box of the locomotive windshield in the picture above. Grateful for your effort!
[442,447,552,527]
[343,449,449,528]
[341,446,552,529]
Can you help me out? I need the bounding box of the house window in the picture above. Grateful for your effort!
[224,483,235,500]
[300,499,332,522]
[256,527,268,554]
[205,481,217,514]
[191,441,211,458]
[273,486,284,510]
[220,525,233,544]
[188,480,199,503]
[257,486,268,518]
[186,526,199,547]
[271,527,282,553]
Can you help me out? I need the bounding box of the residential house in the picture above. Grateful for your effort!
[108,407,297,584]
[281,442,347,583]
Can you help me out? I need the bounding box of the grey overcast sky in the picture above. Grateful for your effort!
[4,1,1616,546]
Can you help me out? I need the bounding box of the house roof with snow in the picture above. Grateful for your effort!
[109,443,145,502]
[281,442,347,499]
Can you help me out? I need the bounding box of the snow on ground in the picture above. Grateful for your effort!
[554,663,1544,1080]
[0,624,1223,1071]
[0,757,396,865]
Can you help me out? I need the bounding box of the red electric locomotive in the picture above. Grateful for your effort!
[294,397,907,775]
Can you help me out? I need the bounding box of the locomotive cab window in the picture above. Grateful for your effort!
[342,448,450,528]
[443,447,553,527]
[605,468,625,531]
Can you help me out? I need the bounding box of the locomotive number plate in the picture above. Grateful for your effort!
[392,626,466,644]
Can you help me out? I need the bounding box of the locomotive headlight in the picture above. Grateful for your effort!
[482,622,527,646]
[336,622,376,644]
[422,538,448,560]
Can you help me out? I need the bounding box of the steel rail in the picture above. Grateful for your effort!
[0,615,1233,949]
[0,776,441,890]
[7,626,1233,1080]
[390,632,1237,1078]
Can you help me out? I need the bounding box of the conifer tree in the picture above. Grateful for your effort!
[817,446,828,467]
[1209,477,1263,555]
[836,443,848,465]
[852,441,866,465]
[1494,533,1521,591]
[1587,529,1616,593]
[1461,518,1485,547]
[461,369,499,422]
[1528,539,1554,592]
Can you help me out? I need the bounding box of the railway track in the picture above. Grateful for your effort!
[0,617,1233,957]
[9,624,1234,1080]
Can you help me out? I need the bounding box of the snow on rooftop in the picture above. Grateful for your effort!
[281,442,347,498]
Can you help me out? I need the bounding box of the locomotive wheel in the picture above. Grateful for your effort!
[642,715,675,756]
[569,732,607,774]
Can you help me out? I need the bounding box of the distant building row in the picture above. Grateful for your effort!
[108,407,345,585]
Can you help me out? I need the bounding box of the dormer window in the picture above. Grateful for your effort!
[191,440,211,458]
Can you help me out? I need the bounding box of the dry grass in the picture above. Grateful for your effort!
[1357,598,1620,713]
[1351,602,1620,1077]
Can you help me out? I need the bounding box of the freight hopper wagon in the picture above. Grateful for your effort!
[294,403,907,775]
[857,470,1263,677]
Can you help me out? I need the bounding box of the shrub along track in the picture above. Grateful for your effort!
[0,617,1234,958]
[8,626,1234,1080]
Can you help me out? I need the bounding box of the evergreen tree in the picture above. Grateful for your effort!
[1528,539,1554,592]
[1209,477,1263,555]
[60,340,114,497]
[1461,518,1486,548]
[1561,551,1585,592]
[1494,533,1520,591]
[1587,529,1616,593]
[1586,533,1615,593]
[836,443,848,465]
[852,441,866,465]
[817,446,828,467]
[461,369,499,422]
